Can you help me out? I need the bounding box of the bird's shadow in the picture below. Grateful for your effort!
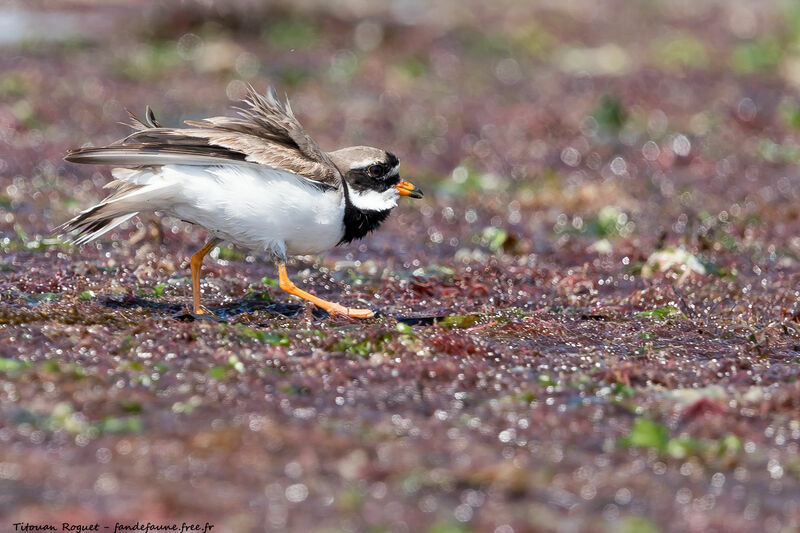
[102,294,315,321]
[102,294,441,325]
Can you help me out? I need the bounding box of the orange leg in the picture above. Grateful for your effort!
[277,262,374,319]
[190,238,220,314]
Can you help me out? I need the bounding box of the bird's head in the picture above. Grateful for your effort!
[329,146,423,212]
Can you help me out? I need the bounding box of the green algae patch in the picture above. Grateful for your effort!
[635,305,687,321]
[437,314,483,329]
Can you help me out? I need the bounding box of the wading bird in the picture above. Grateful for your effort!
[61,86,422,318]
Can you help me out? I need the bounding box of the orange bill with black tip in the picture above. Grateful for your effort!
[395,180,423,199]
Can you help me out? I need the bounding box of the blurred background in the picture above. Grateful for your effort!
[3,1,800,532]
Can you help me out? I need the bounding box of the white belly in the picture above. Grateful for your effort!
[149,164,345,256]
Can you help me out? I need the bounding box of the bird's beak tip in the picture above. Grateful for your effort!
[395,180,423,199]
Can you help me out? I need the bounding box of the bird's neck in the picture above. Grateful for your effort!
[339,181,392,244]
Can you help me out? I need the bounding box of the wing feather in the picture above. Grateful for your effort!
[65,86,342,187]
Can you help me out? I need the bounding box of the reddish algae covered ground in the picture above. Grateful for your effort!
[2,1,800,532]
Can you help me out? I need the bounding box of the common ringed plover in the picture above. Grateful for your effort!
[61,86,423,318]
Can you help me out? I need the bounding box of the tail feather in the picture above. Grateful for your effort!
[56,197,140,245]
[57,174,176,245]
[67,212,139,245]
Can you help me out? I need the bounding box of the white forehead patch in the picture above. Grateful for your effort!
[350,158,379,170]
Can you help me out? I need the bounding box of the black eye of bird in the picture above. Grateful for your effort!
[367,164,384,177]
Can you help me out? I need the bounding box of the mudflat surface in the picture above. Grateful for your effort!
[2,1,800,532]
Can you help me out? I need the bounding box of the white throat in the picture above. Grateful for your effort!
[348,187,399,211]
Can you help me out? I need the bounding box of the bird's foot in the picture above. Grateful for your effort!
[192,304,218,317]
[276,262,375,320]
[320,302,375,319]
[344,307,375,319]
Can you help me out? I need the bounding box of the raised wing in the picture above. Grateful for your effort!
[65,86,342,187]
